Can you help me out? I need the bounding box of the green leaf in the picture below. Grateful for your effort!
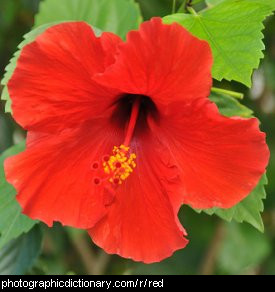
[0,142,37,249]
[217,223,271,274]
[163,0,274,87]
[0,87,12,114]
[207,0,275,9]
[210,92,253,118]
[0,225,43,275]
[206,0,224,6]
[35,0,142,39]
[202,175,267,232]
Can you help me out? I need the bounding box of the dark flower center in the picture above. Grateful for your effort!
[91,94,157,188]
[114,94,159,130]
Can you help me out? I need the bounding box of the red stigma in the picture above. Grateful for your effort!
[93,178,101,185]
[103,155,110,162]
[115,162,122,168]
[92,162,99,169]
[113,178,120,184]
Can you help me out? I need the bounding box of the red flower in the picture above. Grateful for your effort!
[5,18,269,263]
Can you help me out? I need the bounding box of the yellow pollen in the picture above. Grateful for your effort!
[103,145,137,185]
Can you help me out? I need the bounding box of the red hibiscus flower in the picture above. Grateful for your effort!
[5,18,269,263]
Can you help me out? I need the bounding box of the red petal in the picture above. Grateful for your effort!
[4,120,124,228]
[152,99,269,209]
[94,17,213,106]
[8,22,122,133]
[88,130,188,263]
[100,32,123,68]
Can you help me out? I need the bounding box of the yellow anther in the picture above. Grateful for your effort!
[103,144,137,186]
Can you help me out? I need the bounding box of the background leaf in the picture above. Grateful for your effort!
[206,0,275,9]
[163,0,274,86]
[217,223,271,274]
[0,225,43,275]
[206,0,224,6]
[0,142,37,249]
[35,0,142,39]
[210,92,253,118]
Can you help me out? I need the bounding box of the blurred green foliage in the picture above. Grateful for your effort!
[0,0,275,275]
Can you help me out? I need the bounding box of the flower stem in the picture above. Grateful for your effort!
[68,229,97,275]
[199,221,226,275]
[92,251,111,275]
[177,0,187,12]
[211,87,244,99]
[187,5,198,16]
[172,0,177,14]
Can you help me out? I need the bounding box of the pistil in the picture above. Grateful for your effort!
[123,97,141,146]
